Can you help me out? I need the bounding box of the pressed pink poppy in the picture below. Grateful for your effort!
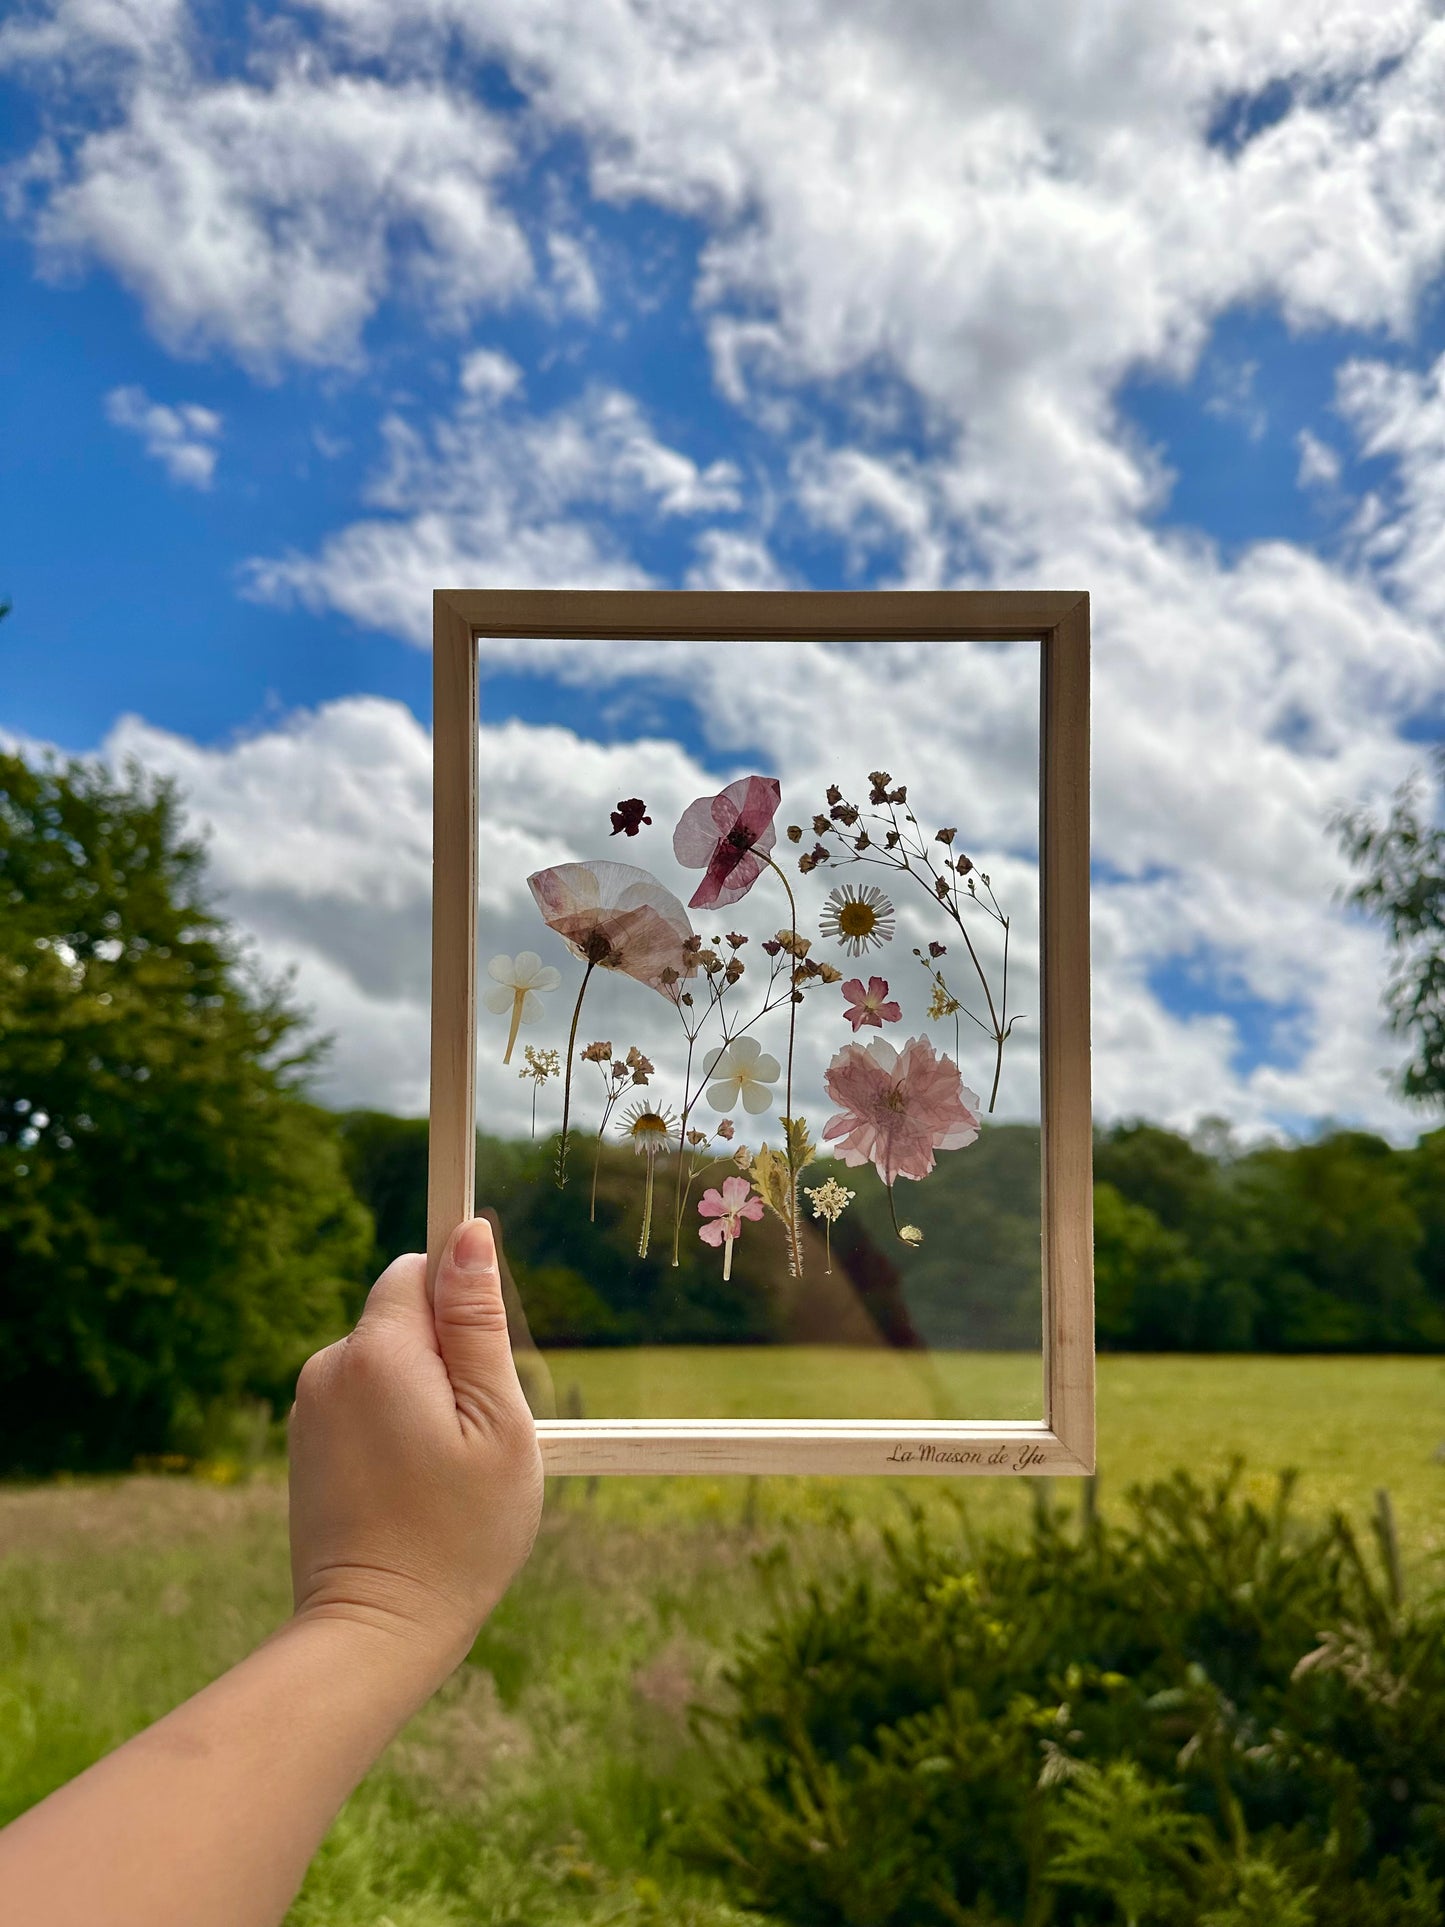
[528,859,696,1186]
[673,774,782,909]
[527,859,695,989]
[698,1174,766,1281]
[822,1034,980,1187]
[841,975,902,1033]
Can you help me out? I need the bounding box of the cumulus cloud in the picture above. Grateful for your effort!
[71,600,1420,1147]
[244,363,745,639]
[5,0,1443,1142]
[1335,348,1445,623]
[3,10,532,368]
[104,383,221,486]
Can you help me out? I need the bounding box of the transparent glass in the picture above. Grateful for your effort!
[473,635,1043,1423]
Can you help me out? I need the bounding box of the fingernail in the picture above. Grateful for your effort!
[453,1218,496,1273]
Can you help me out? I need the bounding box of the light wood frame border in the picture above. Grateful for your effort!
[427,590,1093,1477]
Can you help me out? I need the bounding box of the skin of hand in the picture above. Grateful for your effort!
[0,1216,545,1927]
[288,1213,545,1674]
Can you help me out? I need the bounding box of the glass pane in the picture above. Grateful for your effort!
[474,634,1043,1423]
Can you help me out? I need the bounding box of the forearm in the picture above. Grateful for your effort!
[0,1609,458,1927]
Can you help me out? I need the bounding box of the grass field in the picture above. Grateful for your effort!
[2,1352,1442,1925]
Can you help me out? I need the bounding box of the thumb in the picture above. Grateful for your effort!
[429,1217,522,1425]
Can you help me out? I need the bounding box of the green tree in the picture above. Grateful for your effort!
[1230,1131,1438,1350]
[1092,1180,1205,1349]
[1333,745,1445,1112]
[0,749,372,1472]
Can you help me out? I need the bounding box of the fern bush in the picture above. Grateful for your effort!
[686,1467,1445,1926]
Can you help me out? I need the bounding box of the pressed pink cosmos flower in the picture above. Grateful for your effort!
[841,975,902,1033]
[698,1174,766,1281]
[822,1034,980,1188]
[527,859,695,989]
[673,775,782,909]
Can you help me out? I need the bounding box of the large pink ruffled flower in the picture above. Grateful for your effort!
[822,1034,981,1185]
[527,859,695,991]
[673,775,782,910]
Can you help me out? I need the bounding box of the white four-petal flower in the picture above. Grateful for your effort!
[485,951,562,1063]
[703,1034,781,1115]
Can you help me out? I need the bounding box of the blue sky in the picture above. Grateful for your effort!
[2,0,1443,1136]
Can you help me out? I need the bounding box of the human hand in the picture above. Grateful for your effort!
[286,1217,544,1681]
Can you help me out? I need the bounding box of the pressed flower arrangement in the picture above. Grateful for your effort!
[426,587,1093,1479]
[483,760,1011,1284]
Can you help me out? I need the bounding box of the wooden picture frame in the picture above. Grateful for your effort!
[427,589,1093,1476]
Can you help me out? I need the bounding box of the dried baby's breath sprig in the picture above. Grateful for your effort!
[518,1044,561,1139]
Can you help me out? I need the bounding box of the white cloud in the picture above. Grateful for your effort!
[62,583,1427,1148]
[5,17,532,368]
[1296,427,1341,490]
[244,364,744,638]
[1335,348,1445,623]
[5,0,1444,1143]
[104,383,221,486]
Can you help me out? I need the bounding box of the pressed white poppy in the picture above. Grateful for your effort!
[703,1034,782,1116]
[484,951,562,1064]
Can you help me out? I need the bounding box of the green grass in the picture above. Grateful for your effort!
[2,1353,1442,1925]
[536,1343,1043,1420]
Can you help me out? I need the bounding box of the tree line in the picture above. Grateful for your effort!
[2,747,1442,1472]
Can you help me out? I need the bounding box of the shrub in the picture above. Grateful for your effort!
[687,1466,1445,1925]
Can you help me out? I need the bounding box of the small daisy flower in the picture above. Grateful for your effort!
[484,951,562,1064]
[618,1101,678,1259]
[703,1034,782,1116]
[619,1102,677,1157]
[820,883,896,956]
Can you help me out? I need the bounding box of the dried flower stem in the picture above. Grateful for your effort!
[763,853,804,1267]
[668,1029,700,1266]
[555,957,597,1189]
[665,950,792,1265]
[638,1154,657,1258]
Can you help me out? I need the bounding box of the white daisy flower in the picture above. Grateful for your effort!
[820,883,896,956]
[484,951,562,1064]
[703,1034,782,1115]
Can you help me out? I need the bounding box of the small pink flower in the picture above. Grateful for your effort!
[841,975,902,1032]
[822,1034,980,1186]
[673,775,782,909]
[698,1173,765,1280]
